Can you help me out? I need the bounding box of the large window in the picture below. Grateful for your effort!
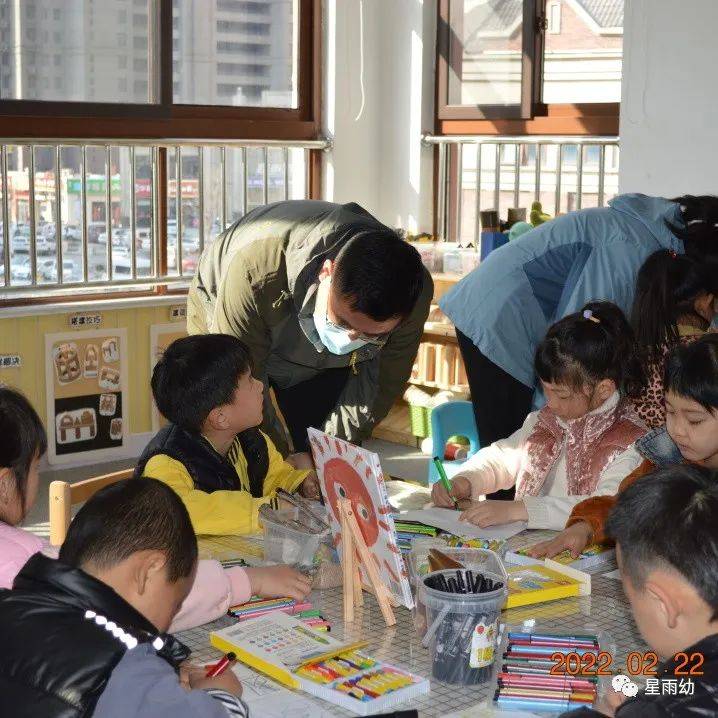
[433,0,622,241]
[437,0,622,132]
[0,0,322,302]
[0,0,320,140]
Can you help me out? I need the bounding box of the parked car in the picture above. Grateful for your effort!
[37,258,81,283]
[135,227,151,250]
[183,227,201,254]
[88,222,106,243]
[12,226,30,254]
[63,225,81,242]
[113,252,151,277]
[36,236,56,255]
[11,256,32,283]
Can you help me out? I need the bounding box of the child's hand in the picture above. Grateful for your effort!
[593,686,627,717]
[286,452,315,471]
[299,470,322,500]
[245,565,312,601]
[178,659,197,691]
[459,500,528,527]
[431,475,471,508]
[528,521,594,559]
[189,667,243,697]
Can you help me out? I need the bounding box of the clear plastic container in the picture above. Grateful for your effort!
[421,565,508,685]
[407,539,509,638]
[260,506,332,574]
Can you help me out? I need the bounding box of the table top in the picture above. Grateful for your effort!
[181,483,648,717]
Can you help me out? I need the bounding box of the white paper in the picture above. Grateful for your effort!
[231,663,334,718]
[399,506,526,540]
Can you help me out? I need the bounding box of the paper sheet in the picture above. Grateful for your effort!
[399,507,527,540]
[231,663,334,718]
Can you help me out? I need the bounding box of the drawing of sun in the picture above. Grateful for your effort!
[309,431,406,588]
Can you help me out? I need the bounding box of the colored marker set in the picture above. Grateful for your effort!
[300,610,331,632]
[335,667,420,702]
[228,596,313,621]
[296,650,377,684]
[297,652,424,705]
[293,650,430,714]
[494,631,601,712]
[442,535,507,555]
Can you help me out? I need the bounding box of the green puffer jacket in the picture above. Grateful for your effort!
[187,200,433,454]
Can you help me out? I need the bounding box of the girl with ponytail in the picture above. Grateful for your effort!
[431,302,647,530]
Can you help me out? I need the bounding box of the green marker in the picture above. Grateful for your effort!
[298,610,323,618]
[433,456,458,509]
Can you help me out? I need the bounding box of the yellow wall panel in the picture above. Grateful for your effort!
[0,302,186,437]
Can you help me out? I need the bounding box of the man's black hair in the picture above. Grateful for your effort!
[151,334,252,433]
[332,231,425,321]
[606,465,718,619]
[664,333,718,413]
[59,477,197,582]
[0,386,47,520]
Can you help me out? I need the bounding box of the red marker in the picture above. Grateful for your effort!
[205,652,237,677]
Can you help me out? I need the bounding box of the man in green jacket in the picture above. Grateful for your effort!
[187,200,433,455]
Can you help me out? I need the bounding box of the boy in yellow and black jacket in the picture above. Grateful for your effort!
[136,334,320,535]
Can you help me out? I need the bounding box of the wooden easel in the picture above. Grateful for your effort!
[337,497,396,627]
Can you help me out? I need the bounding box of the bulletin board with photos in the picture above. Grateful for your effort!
[45,328,129,465]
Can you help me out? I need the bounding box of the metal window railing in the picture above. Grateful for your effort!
[423,135,620,243]
[0,138,329,299]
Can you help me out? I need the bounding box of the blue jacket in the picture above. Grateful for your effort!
[635,425,684,467]
[440,194,684,387]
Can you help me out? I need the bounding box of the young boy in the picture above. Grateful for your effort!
[137,334,321,535]
[561,465,718,717]
[0,478,247,718]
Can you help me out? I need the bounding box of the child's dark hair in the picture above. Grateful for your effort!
[606,465,718,619]
[0,386,47,521]
[664,333,718,412]
[151,334,252,432]
[667,195,718,270]
[535,301,644,397]
[59,477,197,582]
[631,250,715,361]
[333,232,425,321]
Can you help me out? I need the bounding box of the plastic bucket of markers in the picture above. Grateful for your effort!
[408,543,507,639]
[420,567,508,685]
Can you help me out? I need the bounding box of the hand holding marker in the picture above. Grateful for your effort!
[206,652,237,677]
[433,457,459,509]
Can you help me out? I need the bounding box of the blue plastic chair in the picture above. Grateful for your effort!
[427,400,480,485]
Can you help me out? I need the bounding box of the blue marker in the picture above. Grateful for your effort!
[496,696,591,711]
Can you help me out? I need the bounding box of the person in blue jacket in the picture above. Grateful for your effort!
[440,194,718,499]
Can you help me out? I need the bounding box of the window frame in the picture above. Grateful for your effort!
[0,0,321,141]
[435,0,619,136]
[437,0,542,121]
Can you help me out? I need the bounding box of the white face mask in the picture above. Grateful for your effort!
[312,277,369,355]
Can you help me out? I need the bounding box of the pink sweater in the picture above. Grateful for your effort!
[0,522,251,631]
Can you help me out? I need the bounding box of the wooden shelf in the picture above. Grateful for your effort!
[408,377,469,393]
[431,272,463,282]
[423,321,457,340]
[372,402,418,447]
